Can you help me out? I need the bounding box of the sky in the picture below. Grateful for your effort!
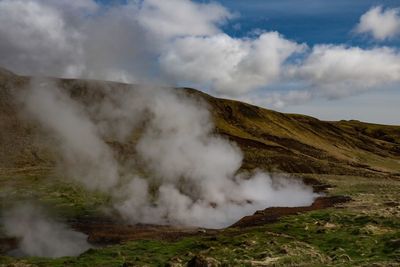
[218,0,400,44]
[0,0,399,124]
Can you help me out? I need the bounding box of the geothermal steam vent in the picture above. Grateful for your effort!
[17,79,316,229]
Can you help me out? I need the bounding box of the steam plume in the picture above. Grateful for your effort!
[2,203,90,258]
[17,79,316,228]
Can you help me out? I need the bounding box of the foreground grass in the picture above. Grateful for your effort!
[0,173,399,266]
[0,168,110,219]
[1,209,399,266]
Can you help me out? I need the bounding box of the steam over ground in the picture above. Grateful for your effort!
[3,203,90,258]
[15,79,316,229]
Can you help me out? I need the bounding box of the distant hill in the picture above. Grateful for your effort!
[1,68,399,178]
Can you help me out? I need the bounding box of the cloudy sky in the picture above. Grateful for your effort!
[0,0,399,124]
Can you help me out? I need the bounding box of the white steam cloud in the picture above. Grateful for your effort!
[21,79,120,191]
[2,203,90,258]
[18,79,316,229]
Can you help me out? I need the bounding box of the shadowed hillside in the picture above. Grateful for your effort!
[1,68,399,178]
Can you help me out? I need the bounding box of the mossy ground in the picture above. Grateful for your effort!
[0,172,399,267]
[0,168,109,220]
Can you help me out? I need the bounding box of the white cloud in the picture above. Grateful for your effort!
[0,0,233,83]
[160,32,305,95]
[241,44,400,110]
[0,0,84,76]
[0,0,304,96]
[290,45,400,98]
[136,0,232,38]
[355,6,400,41]
[39,0,98,16]
[0,0,400,116]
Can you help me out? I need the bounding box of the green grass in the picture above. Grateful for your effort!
[263,210,400,266]
[3,208,398,266]
[0,169,110,220]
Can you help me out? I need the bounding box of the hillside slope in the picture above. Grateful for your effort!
[1,68,399,178]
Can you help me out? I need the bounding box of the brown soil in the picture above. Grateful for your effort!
[0,237,17,254]
[230,196,352,228]
[71,220,217,245]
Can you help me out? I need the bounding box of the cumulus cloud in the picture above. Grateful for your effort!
[0,0,151,81]
[243,43,400,109]
[0,0,85,77]
[77,0,233,83]
[0,0,233,83]
[229,42,400,109]
[290,45,400,98]
[0,0,305,96]
[136,0,232,38]
[1,0,400,111]
[355,6,400,41]
[160,32,305,95]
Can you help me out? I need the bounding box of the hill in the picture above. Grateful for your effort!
[0,69,399,266]
[1,68,399,177]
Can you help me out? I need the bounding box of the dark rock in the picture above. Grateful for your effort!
[187,255,220,267]
[384,201,399,207]
[387,239,400,250]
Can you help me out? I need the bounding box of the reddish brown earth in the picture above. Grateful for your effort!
[0,237,17,254]
[71,221,216,244]
[231,195,352,228]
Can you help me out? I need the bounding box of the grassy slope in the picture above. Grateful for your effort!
[0,70,399,266]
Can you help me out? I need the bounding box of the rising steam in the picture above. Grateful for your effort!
[17,79,316,228]
[2,203,90,258]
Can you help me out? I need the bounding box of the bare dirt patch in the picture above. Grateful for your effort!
[231,196,351,228]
